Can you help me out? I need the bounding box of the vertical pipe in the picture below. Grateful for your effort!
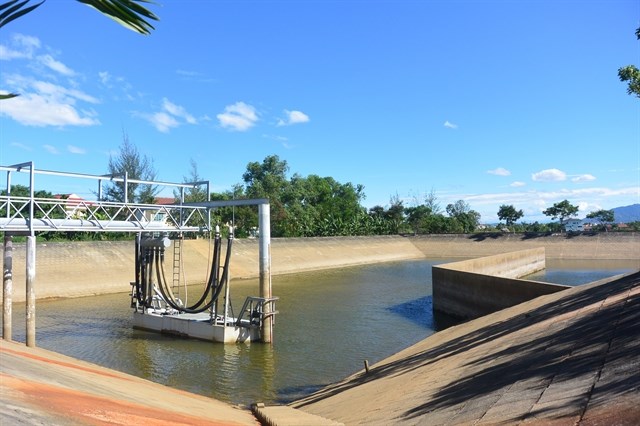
[124,171,128,203]
[28,165,34,234]
[258,202,273,343]
[26,235,36,347]
[5,171,11,219]
[3,234,13,341]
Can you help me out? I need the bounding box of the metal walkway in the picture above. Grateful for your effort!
[1,161,211,234]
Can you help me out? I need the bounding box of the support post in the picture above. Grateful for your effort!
[3,234,13,341]
[258,203,273,343]
[26,235,36,347]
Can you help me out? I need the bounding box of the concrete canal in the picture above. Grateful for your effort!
[2,256,636,407]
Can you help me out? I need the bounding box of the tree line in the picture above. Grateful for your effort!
[4,137,637,241]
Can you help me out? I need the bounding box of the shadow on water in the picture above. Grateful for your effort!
[386,296,434,329]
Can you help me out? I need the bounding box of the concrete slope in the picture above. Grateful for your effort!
[0,339,259,426]
[292,271,640,425]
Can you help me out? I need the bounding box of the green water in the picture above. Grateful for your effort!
[3,258,637,406]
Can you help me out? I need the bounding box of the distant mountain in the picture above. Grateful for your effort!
[612,204,640,223]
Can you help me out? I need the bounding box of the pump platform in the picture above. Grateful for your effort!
[132,310,259,343]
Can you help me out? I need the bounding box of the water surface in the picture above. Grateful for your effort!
[3,258,636,406]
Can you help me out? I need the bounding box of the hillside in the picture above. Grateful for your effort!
[612,204,640,223]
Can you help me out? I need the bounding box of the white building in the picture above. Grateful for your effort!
[564,218,584,232]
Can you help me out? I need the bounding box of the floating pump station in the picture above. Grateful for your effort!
[1,161,277,346]
[131,229,278,343]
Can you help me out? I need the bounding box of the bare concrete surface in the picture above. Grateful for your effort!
[292,271,640,425]
[251,404,343,426]
[0,339,259,425]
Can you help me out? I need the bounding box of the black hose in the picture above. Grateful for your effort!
[182,234,221,310]
[140,234,233,315]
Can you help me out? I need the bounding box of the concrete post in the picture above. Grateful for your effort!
[26,235,36,347]
[3,234,13,341]
[258,203,273,343]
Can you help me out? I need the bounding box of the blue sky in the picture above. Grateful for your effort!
[1,0,639,223]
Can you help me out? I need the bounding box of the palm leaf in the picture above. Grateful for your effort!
[77,0,158,35]
[0,0,45,28]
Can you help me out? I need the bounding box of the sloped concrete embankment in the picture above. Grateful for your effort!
[292,271,640,425]
[409,232,640,260]
[432,247,570,321]
[2,235,425,302]
[2,233,638,302]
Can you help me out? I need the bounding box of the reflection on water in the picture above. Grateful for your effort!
[525,259,639,286]
[2,258,637,406]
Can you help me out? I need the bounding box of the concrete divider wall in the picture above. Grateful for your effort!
[432,248,570,320]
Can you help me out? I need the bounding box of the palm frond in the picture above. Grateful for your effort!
[76,0,158,35]
[0,0,45,28]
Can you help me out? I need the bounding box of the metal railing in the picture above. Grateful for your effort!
[1,162,210,234]
[236,296,279,329]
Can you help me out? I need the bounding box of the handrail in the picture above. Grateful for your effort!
[236,296,279,328]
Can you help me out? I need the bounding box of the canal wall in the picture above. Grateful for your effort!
[1,233,638,302]
[432,247,570,320]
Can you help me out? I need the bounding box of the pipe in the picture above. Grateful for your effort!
[258,203,273,343]
[3,234,13,341]
[26,235,36,347]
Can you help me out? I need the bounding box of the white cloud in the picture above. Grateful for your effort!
[149,111,179,133]
[67,145,86,154]
[217,101,258,131]
[37,54,75,76]
[488,167,511,176]
[0,76,100,127]
[162,98,196,124]
[571,174,596,183]
[13,34,40,51]
[43,144,59,154]
[510,181,526,187]
[531,168,566,182]
[277,109,310,126]
[0,45,27,60]
[444,120,458,129]
[138,98,197,132]
[12,142,32,151]
[0,92,100,127]
[450,184,640,223]
[98,71,111,85]
[0,34,40,60]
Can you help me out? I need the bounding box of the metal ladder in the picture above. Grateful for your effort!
[172,234,182,299]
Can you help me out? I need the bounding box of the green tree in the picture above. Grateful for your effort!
[586,209,615,232]
[423,189,441,215]
[446,200,481,233]
[104,132,158,203]
[176,159,207,203]
[0,184,56,219]
[242,155,290,236]
[618,27,640,98]
[405,205,431,235]
[542,199,579,226]
[497,204,524,227]
[0,0,159,99]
